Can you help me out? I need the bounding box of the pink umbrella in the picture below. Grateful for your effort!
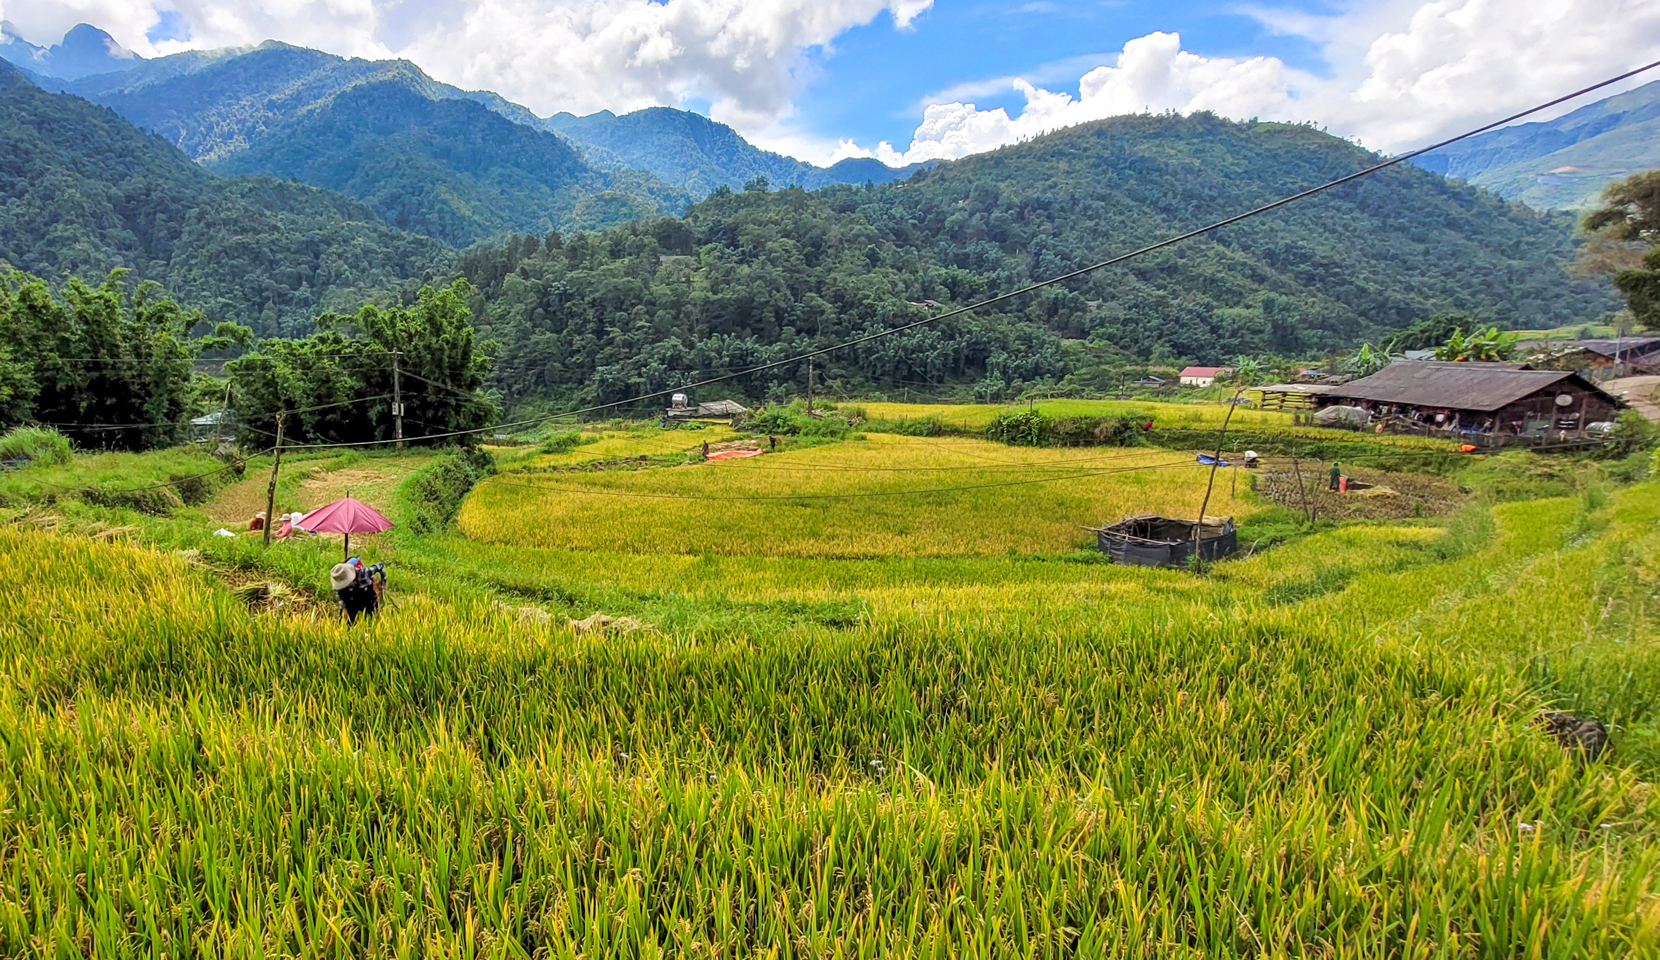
[298,496,394,560]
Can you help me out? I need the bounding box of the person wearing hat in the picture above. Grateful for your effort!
[330,559,381,623]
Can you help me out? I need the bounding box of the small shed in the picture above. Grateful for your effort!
[666,397,749,422]
[1526,338,1660,377]
[1254,383,1338,410]
[1095,515,1237,568]
[1317,361,1623,446]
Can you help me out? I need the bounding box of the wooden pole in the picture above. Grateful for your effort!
[1193,387,1245,563]
[806,358,815,417]
[263,412,285,548]
[1292,448,1313,522]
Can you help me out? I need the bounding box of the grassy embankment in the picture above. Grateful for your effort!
[0,422,1657,954]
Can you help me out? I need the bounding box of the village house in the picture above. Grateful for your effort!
[1311,361,1623,446]
[1178,365,1233,387]
[1524,337,1660,378]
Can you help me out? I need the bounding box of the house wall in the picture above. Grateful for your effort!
[1315,382,1620,442]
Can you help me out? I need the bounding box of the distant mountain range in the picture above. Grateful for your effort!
[1413,79,1660,210]
[0,21,139,80]
[2,25,920,248]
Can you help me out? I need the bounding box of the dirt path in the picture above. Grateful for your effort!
[1603,376,1660,423]
[204,456,432,527]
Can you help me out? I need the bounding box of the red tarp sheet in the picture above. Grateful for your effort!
[706,449,763,461]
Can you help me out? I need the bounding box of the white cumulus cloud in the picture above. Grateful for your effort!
[400,0,931,125]
[869,32,1298,164]
[863,0,1660,166]
[1,0,930,129]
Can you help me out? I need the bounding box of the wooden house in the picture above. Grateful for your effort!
[1315,361,1623,445]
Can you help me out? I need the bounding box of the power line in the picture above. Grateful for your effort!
[271,58,1660,452]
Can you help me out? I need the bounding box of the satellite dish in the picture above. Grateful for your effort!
[1555,394,1575,407]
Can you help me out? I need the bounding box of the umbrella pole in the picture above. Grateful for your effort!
[344,532,349,562]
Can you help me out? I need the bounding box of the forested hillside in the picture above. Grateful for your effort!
[463,113,1615,409]
[211,76,688,246]
[54,44,691,241]
[1412,79,1660,210]
[0,61,447,336]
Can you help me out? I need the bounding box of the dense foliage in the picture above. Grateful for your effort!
[210,77,688,246]
[463,114,1615,412]
[1584,168,1660,328]
[226,280,496,447]
[0,60,449,337]
[0,268,238,450]
[61,44,689,245]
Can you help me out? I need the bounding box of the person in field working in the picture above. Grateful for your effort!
[1329,461,1342,491]
[330,557,386,623]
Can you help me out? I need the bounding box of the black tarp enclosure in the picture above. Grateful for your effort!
[1095,515,1237,568]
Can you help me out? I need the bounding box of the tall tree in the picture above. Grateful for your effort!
[1583,169,1660,329]
[0,267,240,449]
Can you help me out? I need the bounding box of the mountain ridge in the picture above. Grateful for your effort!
[0,22,140,80]
[1412,79,1660,209]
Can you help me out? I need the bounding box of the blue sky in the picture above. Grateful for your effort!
[787,1,1332,152]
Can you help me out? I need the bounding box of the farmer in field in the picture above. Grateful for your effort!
[1329,461,1341,491]
[330,558,384,624]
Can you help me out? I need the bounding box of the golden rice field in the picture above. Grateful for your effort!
[4,427,1660,956]
[498,423,737,471]
[462,434,1251,557]
[856,400,1459,450]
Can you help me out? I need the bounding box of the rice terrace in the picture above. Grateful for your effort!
[6,9,1660,956]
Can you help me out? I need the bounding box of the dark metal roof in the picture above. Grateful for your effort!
[1568,338,1660,359]
[1326,361,1620,412]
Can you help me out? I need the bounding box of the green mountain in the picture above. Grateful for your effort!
[0,60,447,336]
[0,22,141,80]
[57,44,690,243]
[464,113,1616,406]
[209,75,687,246]
[1413,79,1660,210]
[546,107,923,197]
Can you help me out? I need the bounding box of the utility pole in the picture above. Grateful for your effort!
[391,350,404,451]
[263,412,286,548]
[806,358,815,417]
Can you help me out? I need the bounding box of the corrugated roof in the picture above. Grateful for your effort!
[1255,383,1339,394]
[1327,361,1609,412]
[1179,366,1231,377]
[1570,338,1660,359]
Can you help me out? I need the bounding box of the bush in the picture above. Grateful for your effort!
[0,426,72,466]
[401,447,497,534]
[748,407,798,435]
[1599,410,1660,459]
[537,431,595,455]
[986,410,1054,446]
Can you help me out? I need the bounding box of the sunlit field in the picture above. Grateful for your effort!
[463,434,1251,557]
[2,423,1659,956]
[857,400,1461,450]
